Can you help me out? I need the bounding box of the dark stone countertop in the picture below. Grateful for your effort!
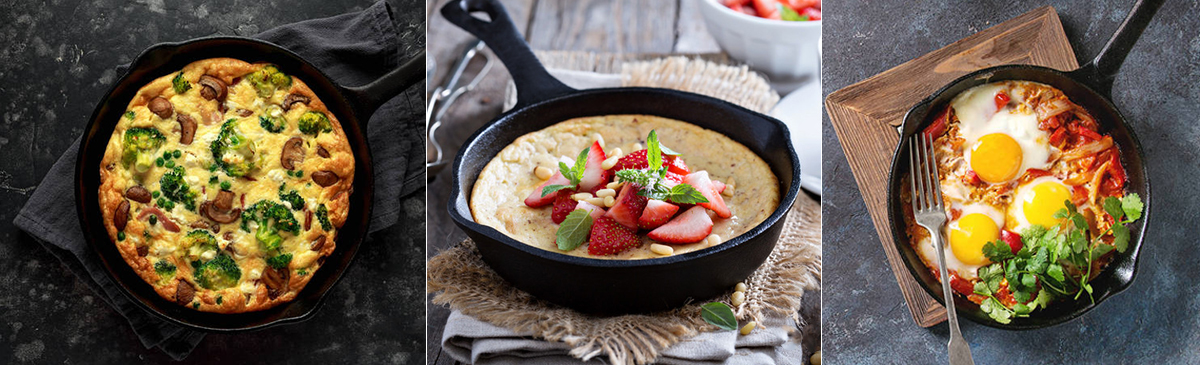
[822,0,1200,362]
[0,0,425,363]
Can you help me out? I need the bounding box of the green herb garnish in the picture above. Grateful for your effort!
[701,302,738,331]
[556,210,594,251]
[540,147,590,197]
[613,130,708,204]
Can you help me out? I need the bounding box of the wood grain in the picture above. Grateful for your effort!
[824,6,1080,327]
[527,0,679,53]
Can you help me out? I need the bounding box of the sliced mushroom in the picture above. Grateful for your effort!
[148,97,173,119]
[304,210,313,231]
[177,114,197,145]
[175,279,195,305]
[263,267,289,299]
[316,145,330,158]
[282,93,310,111]
[311,170,339,187]
[199,75,227,100]
[125,186,152,204]
[137,245,149,257]
[200,190,242,224]
[311,235,326,251]
[190,220,220,233]
[114,200,130,231]
[236,108,254,117]
[280,137,305,170]
[223,232,234,241]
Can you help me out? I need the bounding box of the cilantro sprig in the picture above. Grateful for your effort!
[613,130,708,204]
[540,147,590,197]
[973,193,1143,323]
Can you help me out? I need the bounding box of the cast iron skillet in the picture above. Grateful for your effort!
[74,37,424,331]
[887,0,1161,329]
[441,0,802,315]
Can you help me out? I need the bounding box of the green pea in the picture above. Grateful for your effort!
[149,215,158,225]
[163,151,171,159]
[165,161,175,168]
[152,191,160,198]
[155,157,164,167]
[295,170,303,177]
[173,150,182,158]
[117,232,126,241]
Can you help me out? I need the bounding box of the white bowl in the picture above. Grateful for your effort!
[697,0,821,85]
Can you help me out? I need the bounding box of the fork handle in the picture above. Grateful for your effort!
[931,231,975,365]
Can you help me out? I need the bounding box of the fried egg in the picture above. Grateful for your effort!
[917,203,1005,279]
[1008,176,1075,232]
[951,84,1052,183]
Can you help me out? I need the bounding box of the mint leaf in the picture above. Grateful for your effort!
[572,147,589,183]
[701,302,738,331]
[556,210,594,251]
[660,142,682,156]
[541,184,576,198]
[666,183,709,204]
[559,161,573,180]
[647,130,663,171]
[616,169,656,188]
[779,4,806,21]
[1102,196,1124,221]
[982,240,1014,262]
[1121,193,1144,221]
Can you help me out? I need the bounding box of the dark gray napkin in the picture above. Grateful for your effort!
[12,1,421,360]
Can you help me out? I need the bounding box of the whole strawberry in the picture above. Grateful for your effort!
[550,191,577,224]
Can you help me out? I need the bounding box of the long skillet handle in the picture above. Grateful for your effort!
[343,50,427,123]
[1073,0,1164,96]
[441,0,575,110]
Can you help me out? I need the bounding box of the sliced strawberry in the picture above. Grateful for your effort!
[550,192,577,224]
[664,155,690,175]
[612,149,649,172]
[683,171,731,218]
[578,141,610,192]
[712,180,726,194]
[665,171,685,184]
[604,184,648,229]
[575,201,606,221]
[524,172,571,208]
[588,216,640,255]
[638,199,680,230]
[648,205,713,244]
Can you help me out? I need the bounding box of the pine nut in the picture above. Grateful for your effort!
[534,166,553,180]
[595,189,617,198]
[650,243,673,256]
[606,182,624,190]
[731,291,745,306]
[608,147,623,158]
[740,321,756,335]
[601,155,620,170]
[811,351,822,365]
[706,234,721,246]
[723,178,736,197]
[735,283,747,292]
[604,195,616,207]
[586,197,606,206]
[632,143,643,151]
[573,193,593,201]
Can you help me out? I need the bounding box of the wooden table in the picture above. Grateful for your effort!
[425,1,722,363]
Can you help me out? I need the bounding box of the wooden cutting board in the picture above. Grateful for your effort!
[825,6,1080,327]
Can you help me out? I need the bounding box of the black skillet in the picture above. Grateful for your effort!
[441,0,802,315]
[887,0,1161,329]
[74,37,424,331]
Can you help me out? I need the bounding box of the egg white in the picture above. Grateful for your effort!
[952,84,1053,182]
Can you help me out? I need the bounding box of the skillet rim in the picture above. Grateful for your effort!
[447,86,803,270]
[885,63,1151,330]
[73,35,375,332]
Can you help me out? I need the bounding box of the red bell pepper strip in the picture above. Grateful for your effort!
[924,106,950,138]
[994,91,1011,110]
[1001,229,1023,254]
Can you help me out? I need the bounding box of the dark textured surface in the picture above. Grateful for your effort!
[823,0,1200,363]
[0,0,425,363]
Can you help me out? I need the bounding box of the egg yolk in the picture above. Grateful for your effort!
[970,133,1023,183]
[1022,181,1072,229]
[949,213,999,265]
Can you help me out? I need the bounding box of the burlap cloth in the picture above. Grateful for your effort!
[428,55,819,365]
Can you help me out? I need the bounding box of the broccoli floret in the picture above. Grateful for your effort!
[266,253,293,270]
[210,119,258,177]
[154,260,176,277]
[315,204,332,231]
[247,65,291,97]
[121,127,166,174]
[172,72,191,94]
[193,253,241,290]
[258,105,286,133]
[298,111,332,135]
[241,200,300,252]
[123,111,135,120]
[182,230,218,261]
[279,184,304,210]
[159,166,197,211]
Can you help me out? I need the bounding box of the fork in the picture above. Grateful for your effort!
[910,133,975,365]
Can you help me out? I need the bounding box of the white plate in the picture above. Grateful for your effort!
[772,78,822,196]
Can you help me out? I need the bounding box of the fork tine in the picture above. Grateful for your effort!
[916,134,929,210]
[924,134,944,210]
[922,134,935,210]
[912,135,926,210]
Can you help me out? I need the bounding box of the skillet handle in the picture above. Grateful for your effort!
[1075,0,1164,96]
[342,50,427,121]
[441,0,575,109]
